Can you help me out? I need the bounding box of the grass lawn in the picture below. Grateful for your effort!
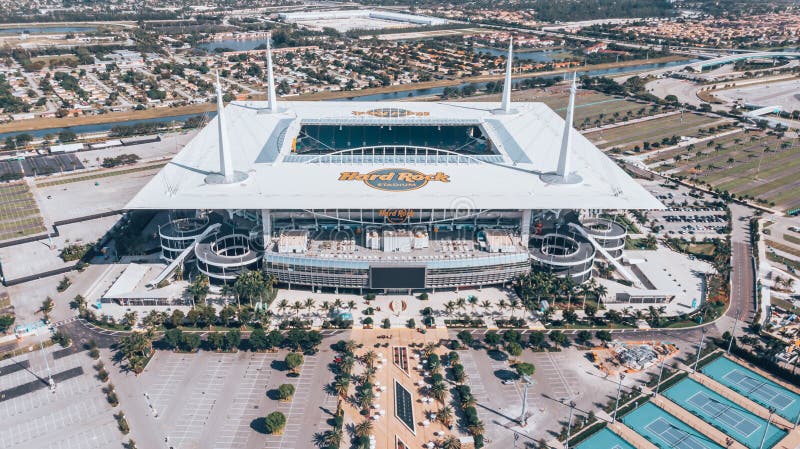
[784,233,800,246]
[663,131,800,211]
[584,113,720,151]
[766,240,800,258]
[0,181,46,241]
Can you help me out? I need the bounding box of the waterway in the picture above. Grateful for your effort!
[473,46,571,63]
[0,26,98,34]
[0,113,216,142]
[336,58,702,101]
[196,38,272,52]
[0,57,700,141]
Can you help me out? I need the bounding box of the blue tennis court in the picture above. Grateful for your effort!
[623,402,724,449]
[702,357,800,422]
[574,427,634,449]
[663,378,786,449]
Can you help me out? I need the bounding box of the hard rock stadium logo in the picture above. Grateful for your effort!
[338,168,450,191]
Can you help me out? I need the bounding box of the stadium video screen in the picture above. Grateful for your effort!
[370,267,426,289]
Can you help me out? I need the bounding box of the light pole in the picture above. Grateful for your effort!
[727,308,741,354]
[654,357,666,397]
[758,407,775,449]
[565,401,577,449]
[35,325,55,391]
[612,373,625,422]
[520,375,534,426]
[693,328,707,373]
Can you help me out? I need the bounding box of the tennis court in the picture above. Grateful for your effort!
[702,357,800,422]
[663,378,786,449]
[623,402,724,449]
[574,427,634,449]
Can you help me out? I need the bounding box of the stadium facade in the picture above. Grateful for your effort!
[127,39,662,293]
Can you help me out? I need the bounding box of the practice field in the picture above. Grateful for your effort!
[574,427,634,449]
[623,402,724,449]
[0,181,46,241]
[535,91,665,131]
[702,357,800,422]
[655,131,800,211]
[663,378,786,449]
[584,112,721,151]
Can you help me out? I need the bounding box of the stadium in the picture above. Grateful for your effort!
[126,40,662,294]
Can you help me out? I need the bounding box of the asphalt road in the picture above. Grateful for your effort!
[729,204,756,322]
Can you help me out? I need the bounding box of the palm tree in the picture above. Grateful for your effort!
[437,405,454,428]
[480,300,492,317]
[291,301,303,318]
[429,382,447,403]
[322,429,342,448]
[339,355,355,375]
[455,297,466,317]
[460,394,477,410]
[333,378,350,399]
[276,299,289,318]
[508,298,520,319]
[497,299,508,318]
[467,296,478,315]
[361,350,377,369]
[319,301,331,318]
[346,300,356,314]
[332,298,344,313]
[40,297,54,321]
[444,300,456,319]
[304,298,316,318]
[467,420,485,437]
[354,420,373,438]
[342,339,358,355]
[594,284,608,307]
[440,435,461,449]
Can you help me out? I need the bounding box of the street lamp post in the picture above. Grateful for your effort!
[654,358,666,397]
[35,325,55,391]
[758,407,775,449]
[564,401,577,449]
[612,374,625,422]
[727,308,741,354]
[693,328,707,373]
[520,375,534,426]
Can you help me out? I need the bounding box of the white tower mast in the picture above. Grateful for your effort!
[215,71,234,181]
[556,72,577,179]
[266,32,277,112]
[500,37,514,113]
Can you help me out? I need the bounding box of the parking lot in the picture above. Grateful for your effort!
[0,345,124,449]
[446,329,649,447]
[111,345,339,449]
[643,180,730,238]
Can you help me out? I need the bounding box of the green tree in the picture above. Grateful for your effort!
[285,352,304,374]
[483,331,501,348]
[277,383,295,401]
[169,309,185,328]
[225,329,241,350]
[549,330,568,347]
[207,332,225,351]
[187,274,210,303]
[576,330,593,345]
[596,330,612,343]
[528,331,546,350]
[180,333,201,352]
[266,330,284,350]
[264,411,286,434]
[506,342,523,357]
[249,328,268,351]
[163,328,183,350]
[0,314,16,333]
[515,362,535,377]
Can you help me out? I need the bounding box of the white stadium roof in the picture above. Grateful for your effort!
[126,99,662,211]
